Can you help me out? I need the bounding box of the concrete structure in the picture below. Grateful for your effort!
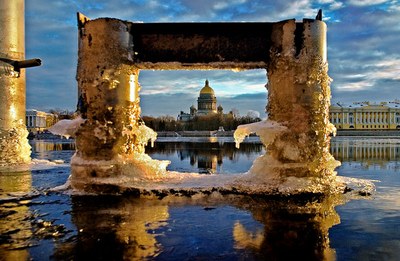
[0,0,29,169]
[0,0,41,170]
[330,102,400,130]
[73,12,334,189]
[178,79,223,121]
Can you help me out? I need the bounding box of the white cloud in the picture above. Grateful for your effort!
[347,0,390,6]
[23,0,400,115]
[335,80,374,91]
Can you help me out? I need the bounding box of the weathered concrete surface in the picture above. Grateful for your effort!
[130,20,313,70]
[0,0,31,169]
[266,19,337,180]
[131,22,272,69]
[73,17,142,183]
[73,14,336,192]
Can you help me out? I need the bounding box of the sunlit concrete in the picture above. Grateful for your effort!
[0,0,31,170]
[73,13,337,193]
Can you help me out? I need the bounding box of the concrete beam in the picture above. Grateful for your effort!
[130,22,273,69]
[77,15,314,70]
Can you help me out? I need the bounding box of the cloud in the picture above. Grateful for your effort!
[326,1,400,103]
[347,0,390,6]
[23,0,400,116]
[140,91,267,117]
[139,69,267,97]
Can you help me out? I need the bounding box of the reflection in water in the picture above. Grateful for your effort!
[0,172,32,260]
[233,221,264,251]
[3,138,399,259]
[30,140,76,153]
[29,140,76,163]
[145,141,264,174]
[54,194,343,260]
[53,196,169,260]
[232,196,342,260]
[331,138,400,167]
[30,140,75,155]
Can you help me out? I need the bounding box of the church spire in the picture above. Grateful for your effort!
[205,79,209,86]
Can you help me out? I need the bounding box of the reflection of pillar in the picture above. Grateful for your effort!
[54,197,169,260]
[233,196,341,260]
[0,0,31,170]
[267,19,336,180]
[197,154,218,174]
[0,171,32,259]
[73,15,141,182]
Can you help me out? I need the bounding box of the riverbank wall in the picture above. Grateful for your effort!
[335,130,400,137]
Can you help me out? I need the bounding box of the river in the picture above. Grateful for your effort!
[0,136,399,260]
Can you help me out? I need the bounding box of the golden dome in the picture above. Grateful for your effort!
[199,80,215,96]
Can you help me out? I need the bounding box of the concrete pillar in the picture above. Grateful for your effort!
[72,17,141,182]
[266,19,336,178]
[0,0,31,170]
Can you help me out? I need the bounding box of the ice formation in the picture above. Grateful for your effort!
[234,120,287,149]
[0,120,31,172]
[48,116,86,139]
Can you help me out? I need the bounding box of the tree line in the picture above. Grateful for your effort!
[142,113,261,132]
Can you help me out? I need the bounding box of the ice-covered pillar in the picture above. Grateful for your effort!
[266,19,337,179]
[73,15,141,182]
[0,0,31,171]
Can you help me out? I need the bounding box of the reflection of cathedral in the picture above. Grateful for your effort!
[178,80,224,121]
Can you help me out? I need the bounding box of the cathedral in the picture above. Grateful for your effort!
[178,80,224,121]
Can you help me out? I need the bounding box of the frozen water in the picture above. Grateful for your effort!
[0,121,31,172]
[233,120,287,149]
[48,116,86,139]
[30,158,69,171]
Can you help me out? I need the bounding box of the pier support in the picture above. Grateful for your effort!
[0,0,31,171]
[265,19,337,179]
[72,16,143,186]
[73,13,337,192]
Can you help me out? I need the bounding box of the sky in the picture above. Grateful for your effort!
[25,0,400,118]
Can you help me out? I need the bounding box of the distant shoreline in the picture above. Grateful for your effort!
[28,129,400,140]
[335,130,400,137]
[157,130,400,137]
[157,130,237,137]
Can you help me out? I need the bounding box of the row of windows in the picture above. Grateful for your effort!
[198,103,216,110]
[331,117,400,124]
[26,116,47,128]
[336,125,400,129]
[360,125,389,129]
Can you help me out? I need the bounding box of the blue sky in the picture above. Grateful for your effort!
[25,0,400,117]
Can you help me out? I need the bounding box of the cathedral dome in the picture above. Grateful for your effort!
[199,80,215,97]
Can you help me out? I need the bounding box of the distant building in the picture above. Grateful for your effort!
[330,101,400,130]
[26,109,56,133]
[178,80,225,121]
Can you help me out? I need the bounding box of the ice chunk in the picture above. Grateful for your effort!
[234,120,287,148]
[48,116,86,139]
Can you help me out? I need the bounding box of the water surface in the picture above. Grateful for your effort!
[0,137,400,260]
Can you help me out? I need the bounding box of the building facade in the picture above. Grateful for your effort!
[26,109,55,133]
[330,102,400,130]
[178,80,223,121]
